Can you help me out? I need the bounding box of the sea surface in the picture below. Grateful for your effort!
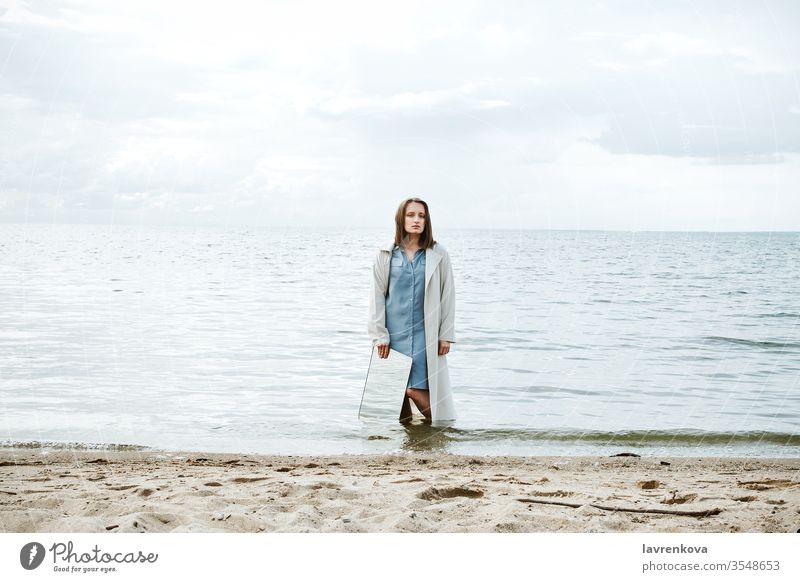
[1,223,798,457]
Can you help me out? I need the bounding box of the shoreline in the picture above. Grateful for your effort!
[1,448,798,533]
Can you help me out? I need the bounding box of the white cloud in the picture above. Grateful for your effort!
[622,30,795,74]
[624,32,719,57]
[479,23,530,53]
[1,0,798,229]
[589,59,633,72]
[0,0,74,29]
[313,83,511,116]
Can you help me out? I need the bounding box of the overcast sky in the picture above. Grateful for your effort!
[1,0,799,230]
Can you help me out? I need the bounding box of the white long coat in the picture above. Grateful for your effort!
[368,241,456,423]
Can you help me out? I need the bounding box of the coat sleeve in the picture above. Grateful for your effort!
[367,250,390,346]
[438,248,456,343]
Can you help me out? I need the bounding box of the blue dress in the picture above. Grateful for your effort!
[385,245,428,389]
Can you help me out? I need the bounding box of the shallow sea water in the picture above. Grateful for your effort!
[1,224,798,457]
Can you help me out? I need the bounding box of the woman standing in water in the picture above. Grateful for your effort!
[368,197,456,423]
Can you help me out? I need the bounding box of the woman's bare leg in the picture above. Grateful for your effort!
[399,394,413,423]
[405,388,431,420]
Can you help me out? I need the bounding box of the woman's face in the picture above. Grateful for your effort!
[404,202,426,236]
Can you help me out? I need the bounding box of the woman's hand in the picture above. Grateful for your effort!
[377,343,390,359]
[438,340,451,356]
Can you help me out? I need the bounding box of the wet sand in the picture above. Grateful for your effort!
[1,449,798,533]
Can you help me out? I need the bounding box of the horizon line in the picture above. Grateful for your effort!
[2,221,798,234]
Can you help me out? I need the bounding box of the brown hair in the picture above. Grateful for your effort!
[394,197,436,248]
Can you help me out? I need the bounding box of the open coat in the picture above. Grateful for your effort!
[368,241,456,423]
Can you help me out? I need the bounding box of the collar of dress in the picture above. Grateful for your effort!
[380,241,443,286]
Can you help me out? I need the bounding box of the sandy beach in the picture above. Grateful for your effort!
[1,449,798,533]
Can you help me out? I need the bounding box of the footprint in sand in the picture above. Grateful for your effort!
[738,479,800,491]
[662,492,697,505]
[121,513,180,532]
[106,484,137,491]
[308,482,339,490]
[230,477,270,484]
[417,486,484,501]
